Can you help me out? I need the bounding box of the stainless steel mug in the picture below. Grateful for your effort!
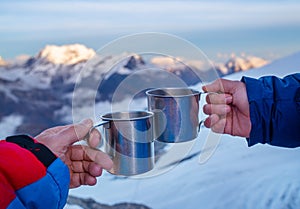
[90,111,155,176]
[146,88,201,143]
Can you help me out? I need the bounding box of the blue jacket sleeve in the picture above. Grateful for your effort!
[12,159,70,209]
[241,73,300,148]
[7,159,70,209]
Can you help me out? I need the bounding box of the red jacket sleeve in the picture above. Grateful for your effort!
[0,135,70,209]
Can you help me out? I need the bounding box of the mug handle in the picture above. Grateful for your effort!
[84,120,110,147]
[198,91,220,133]
[198,119,205,133]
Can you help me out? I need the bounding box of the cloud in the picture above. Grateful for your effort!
[1,0,300,34]
[1,0,300,59]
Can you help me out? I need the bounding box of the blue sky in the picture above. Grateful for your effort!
[1,0,300,61]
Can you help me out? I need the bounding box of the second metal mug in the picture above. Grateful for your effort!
[146,88,201,143]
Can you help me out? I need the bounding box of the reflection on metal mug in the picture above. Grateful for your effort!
[87,111,155,176]
[146,88,203,143]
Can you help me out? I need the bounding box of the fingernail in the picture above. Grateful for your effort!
[225,95,232,103]
[225,105,231,112]
[102,159,113,171]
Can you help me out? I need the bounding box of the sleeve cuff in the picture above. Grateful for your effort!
[241,76,266,146]
[6,135,57,167]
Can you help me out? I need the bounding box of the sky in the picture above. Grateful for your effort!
[1,0,300,62]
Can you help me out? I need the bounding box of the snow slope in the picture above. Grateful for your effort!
[67,52,300,209]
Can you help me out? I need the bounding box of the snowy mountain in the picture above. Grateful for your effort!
[0,44,220,136]
[215,54,268,76]
[38,44,96,65]
[0,44,275,138]
[226,51,300,80]
[0,56,6,66]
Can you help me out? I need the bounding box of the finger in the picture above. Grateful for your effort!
[88,162,103,177]
[69,145,91,161]
[70,173,97,188]
[59,119,93,146]
[70,145,113,170]
[203,104,231,115]
[82,174,97,186]
[86,148,113,171]
[87,128,102,148]
[204,114,219,128]
[70,160,90,173]
[211,118,227,134]
[71,161,103,177]
[202,78,240,94]
[206,93,232,104]
[35,125,67,138]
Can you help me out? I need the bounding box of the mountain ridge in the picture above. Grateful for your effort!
[0,44,276,136]
[1,44,268,74]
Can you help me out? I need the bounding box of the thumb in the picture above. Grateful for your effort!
[202,78,239,94]
[59,119,93,146]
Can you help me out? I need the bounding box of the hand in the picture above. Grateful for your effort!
[35,119,113,188]
[202,78,251,137]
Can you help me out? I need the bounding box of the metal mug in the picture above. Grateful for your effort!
[88,111,155,176]
[146,88,202,143]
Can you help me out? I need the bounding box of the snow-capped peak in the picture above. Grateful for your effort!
[0,56,7,66]
[227,54,268,71]
[216,54,268,75]
[37,44,96,65]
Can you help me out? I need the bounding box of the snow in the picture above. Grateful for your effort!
[68,132,300,209]
[0,67,49,89]
[0,68,23,82]
[0,115,23,139]
[0,67,49,103]
[151,56,185,69]
[64,205,82,209]
[151,56,207,71]
[69,97,148,125]
[226,51,300,80]
[38,44,96,65]
[0,56,6,66]
[102,53,145,79]
[215,54,269,75]
[67,52,300,209]
[227,56,268,72]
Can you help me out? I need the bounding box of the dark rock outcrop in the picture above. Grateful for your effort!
[67,195,151,209]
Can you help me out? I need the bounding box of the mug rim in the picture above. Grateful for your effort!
[101,111,154,121]
[146,87,200,98]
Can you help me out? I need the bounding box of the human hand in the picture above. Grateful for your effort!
[35,119,113,188]
[202,78,251,137]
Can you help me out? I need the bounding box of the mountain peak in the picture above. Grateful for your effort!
[216,55,268,75]
[124,54,145,70]
[228,55,267,70]
[37,44,96,65]
[0,56,7,66]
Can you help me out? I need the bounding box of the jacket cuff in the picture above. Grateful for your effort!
[241,76,267,146]
[6,135,56,167]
